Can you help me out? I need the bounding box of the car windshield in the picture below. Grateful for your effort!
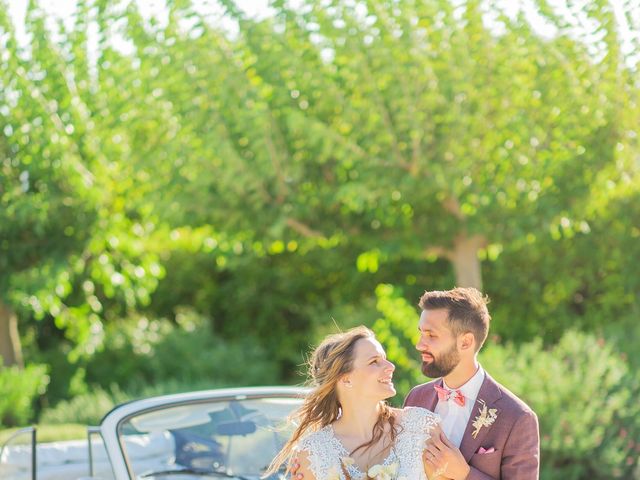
[117,396,301,480]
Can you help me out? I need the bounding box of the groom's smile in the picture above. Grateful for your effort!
[421,352,434,362]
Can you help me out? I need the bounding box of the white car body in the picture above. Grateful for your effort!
[0,386,307,480]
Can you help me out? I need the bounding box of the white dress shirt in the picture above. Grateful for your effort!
[434,365,486,448]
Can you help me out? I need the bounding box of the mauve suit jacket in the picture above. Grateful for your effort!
[404,373,540,480]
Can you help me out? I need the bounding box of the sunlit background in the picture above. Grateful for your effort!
[1,0,639,478]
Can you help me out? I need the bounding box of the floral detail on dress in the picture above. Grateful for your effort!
[339,457,400,480]
[327,466,341,480]
[368,460,399,480]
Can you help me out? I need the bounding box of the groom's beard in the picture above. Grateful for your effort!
[421,342,460,378]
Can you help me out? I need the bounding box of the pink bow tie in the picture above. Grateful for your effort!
[435,384,466,407]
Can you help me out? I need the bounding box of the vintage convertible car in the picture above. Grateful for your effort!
[0,386,307,480]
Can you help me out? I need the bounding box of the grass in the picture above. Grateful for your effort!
[0,424,87,445]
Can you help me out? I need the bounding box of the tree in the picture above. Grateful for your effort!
[0,1,162,366]
[87,0,636,357]
[181,0,637,292]
[2,0,638,371]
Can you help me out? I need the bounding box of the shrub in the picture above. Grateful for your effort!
[128,378,238,399]
[85,309,280,393]
[145,310,280,387]
[40,385,129,425]
[39,377,270,426]
[480,331,640,480]
[0,363,49,427]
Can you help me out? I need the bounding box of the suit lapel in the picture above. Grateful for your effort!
[459,373,502,462]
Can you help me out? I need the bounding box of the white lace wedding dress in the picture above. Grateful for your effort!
[295,406,440,479]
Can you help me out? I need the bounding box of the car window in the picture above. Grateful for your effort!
[118,397,302,479]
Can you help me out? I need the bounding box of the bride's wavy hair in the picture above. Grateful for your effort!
[266,325,399,476]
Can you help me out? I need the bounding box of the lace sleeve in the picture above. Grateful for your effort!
[295,428,343,479]
[405,406,441,438]
[395,407,441,479]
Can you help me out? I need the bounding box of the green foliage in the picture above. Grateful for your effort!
[25,330,90,408]
[194,0,639,281]
[38,375,280,426]
[84,310,279,392]
[372,284,423,404]
[144,225,447,375]
[480,333,640,479]
[483,180,640,345]
[602,315,640,370]
[0,363,49,427]
[0,0,636,352]
[129,378,240,399]
[0,424,87,444]
[39,385,129,426]
[38,311,282,423]
[0,0,165,363]
[0,7,638,480]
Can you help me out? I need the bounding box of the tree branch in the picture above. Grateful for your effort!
[286,218,325,238]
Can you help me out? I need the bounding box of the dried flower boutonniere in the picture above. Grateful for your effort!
[471,399,498,439]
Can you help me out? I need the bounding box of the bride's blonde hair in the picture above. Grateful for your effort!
[266,326,399,476]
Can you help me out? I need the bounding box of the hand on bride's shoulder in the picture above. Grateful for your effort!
[288,449,315,480]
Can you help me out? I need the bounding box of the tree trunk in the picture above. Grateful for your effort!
[0,300,24,368]
[448,234,486,291]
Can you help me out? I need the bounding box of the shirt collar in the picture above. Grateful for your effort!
[442,364,485,401]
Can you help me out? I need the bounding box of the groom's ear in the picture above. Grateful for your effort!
[460,332,475,352]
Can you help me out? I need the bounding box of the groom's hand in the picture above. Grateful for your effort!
[288,457,304,479]
[424,430,470,480]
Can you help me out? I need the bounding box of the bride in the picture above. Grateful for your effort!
[266,326,443,479]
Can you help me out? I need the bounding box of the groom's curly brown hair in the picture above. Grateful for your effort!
[419,287,491,351]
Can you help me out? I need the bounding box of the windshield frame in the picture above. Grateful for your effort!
[98,387,307,480]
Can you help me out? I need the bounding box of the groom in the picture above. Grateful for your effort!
[409,287,539,479]
[289,287,540,479]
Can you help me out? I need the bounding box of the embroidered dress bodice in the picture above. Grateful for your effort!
[295,407,440,479]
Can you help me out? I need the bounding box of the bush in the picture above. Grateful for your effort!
[0,363,49,427]
[601,314,640,369]
[480,331,640,480]
[37,310,281,425]
[40,386,129,425]
[85,310,280,393]
[39,377,268,426]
